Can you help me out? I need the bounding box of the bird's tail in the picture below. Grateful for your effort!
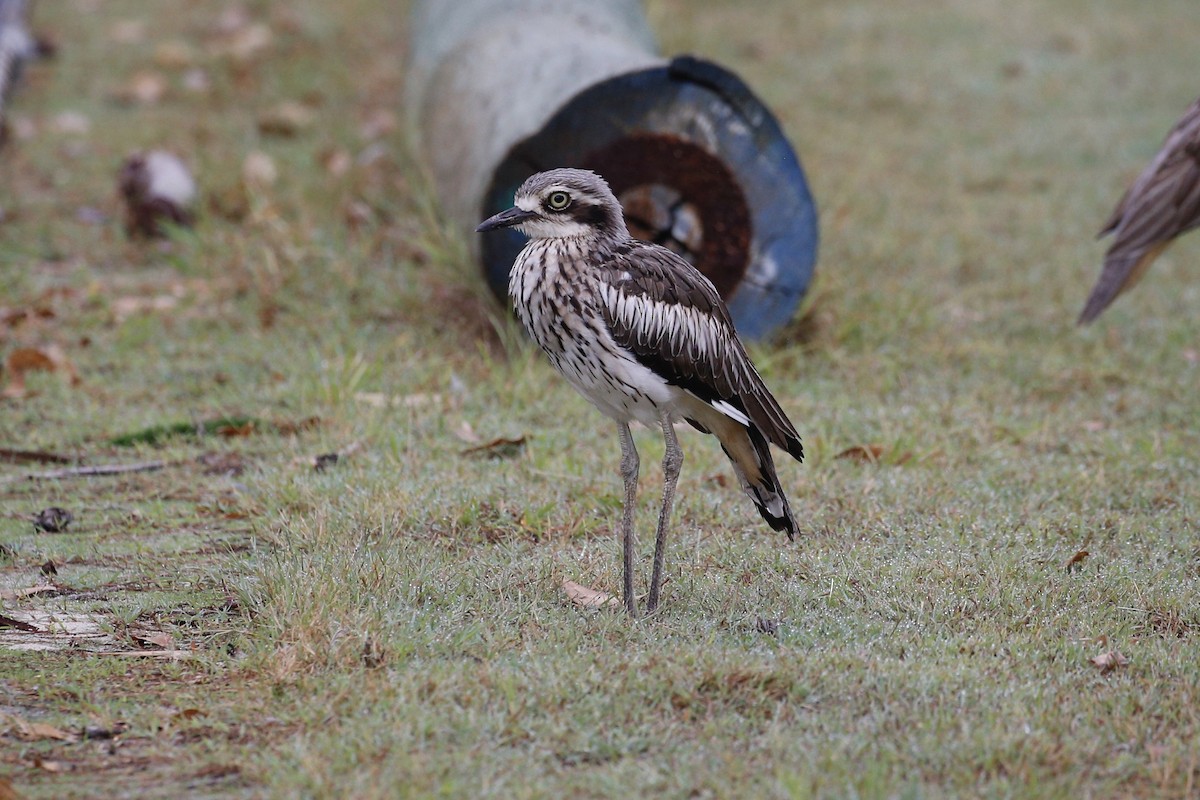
[1078,240,1170,324]
[713,421,798,541]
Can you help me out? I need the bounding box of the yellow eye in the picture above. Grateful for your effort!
[545,191,571,211]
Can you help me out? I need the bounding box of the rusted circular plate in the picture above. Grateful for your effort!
[582,133,750,299]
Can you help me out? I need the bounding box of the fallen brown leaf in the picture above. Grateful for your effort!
[110,71,168,105]
[1063,549,1089,571]
[461,436,527,459]
[319,147,352,177]
[562,579,619,610]
[50,111,90,135]
[835,444,913,464]
[258,101,314,137]
[220,23,274,62]
[0,775,25,800]
[173,708,207,721]
[129,629,175,650]
[2,345,81,398]
[454,419,479,444]
[216,420,256,437]
[273,415,322,435]
[0,448,71,465]
[0,614,42,632]
[111,294,179,322]
[242,151,277,187]
[154,40,195,69]
[5,715,78,742]
[1091,650,1129,674]
[2,585,57,600]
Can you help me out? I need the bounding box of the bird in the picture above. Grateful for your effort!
[476,168,803,617]
[1080,95,1200,324]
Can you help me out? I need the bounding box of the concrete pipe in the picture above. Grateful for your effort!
[407,0,818,339]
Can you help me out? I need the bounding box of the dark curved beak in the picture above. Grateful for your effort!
[475,206,538,233]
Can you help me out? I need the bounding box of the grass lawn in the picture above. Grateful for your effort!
[2,0,1198,797]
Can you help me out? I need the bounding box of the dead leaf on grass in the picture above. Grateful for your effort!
[109,70,168,105]
[242,151,277,187]
[1091,650,1129,674]
[129,629,175,650]
[0,448,71,465]
[0,614,42,632]
[50,111,90,135]
[173,708,207,721]
[461,436,527,460]
[216,420,256,437]
[273,415,322,435]
[0,776,25,800]
[562,579,619,610]
[2,585,57,601]
[31,757,67,773]
[257,101,314,137]
[454,419,479,444]
[111,294,179,323]
[318,147,352,177]
[1063,549,1089,572]
[835,444,913,465]
[2,345,81,398]
[4,714,79,743]
[154,39,196,69]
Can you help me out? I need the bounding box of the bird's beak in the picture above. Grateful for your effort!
[475,206,538,233]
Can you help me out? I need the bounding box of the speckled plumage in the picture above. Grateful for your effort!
[1081,96,1200,323]
[478,168,803,615]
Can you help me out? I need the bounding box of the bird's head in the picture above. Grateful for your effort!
[475,168,628,242]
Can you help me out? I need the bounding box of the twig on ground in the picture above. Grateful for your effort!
[2,459,170,484]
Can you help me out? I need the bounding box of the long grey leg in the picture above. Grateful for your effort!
[647,416,683,615]
[617,422,639,617]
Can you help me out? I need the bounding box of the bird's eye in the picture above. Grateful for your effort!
[545,191,571,211]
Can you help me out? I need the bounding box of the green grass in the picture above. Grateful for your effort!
[2,0,1199,797]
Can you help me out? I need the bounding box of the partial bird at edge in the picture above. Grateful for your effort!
[1080,95,1200,324]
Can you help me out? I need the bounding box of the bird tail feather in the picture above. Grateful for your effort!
[711,419,798,541]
